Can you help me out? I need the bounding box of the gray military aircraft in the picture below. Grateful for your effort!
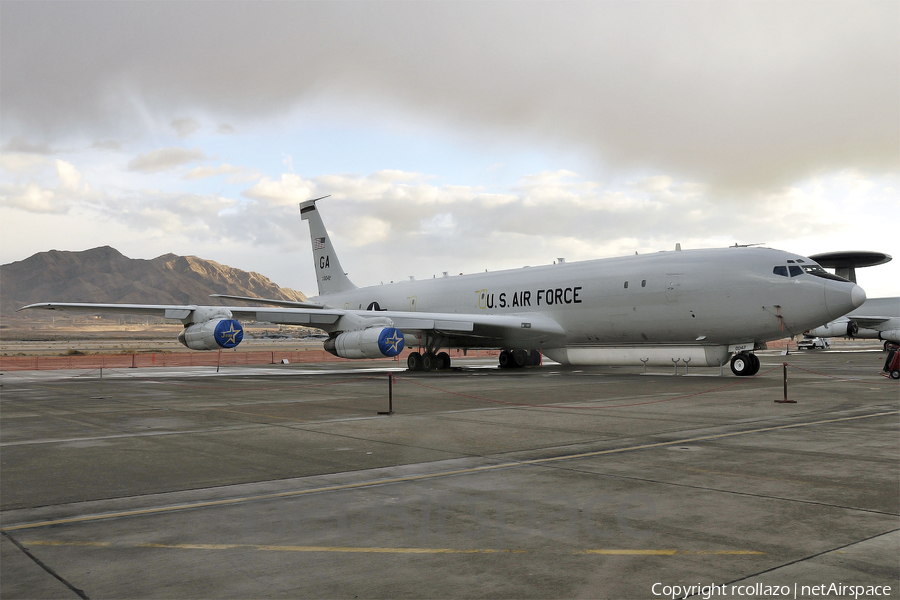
[804,296,899,350]
[20,197,866,376]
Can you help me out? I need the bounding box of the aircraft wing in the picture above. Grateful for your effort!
[850,316,892,328]
[18,302,566,348]
[378,310,566,346]
[253,307,565,346]
[19,302,215,317]
[208,294,326,309]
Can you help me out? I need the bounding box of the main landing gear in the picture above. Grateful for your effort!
[407,334,453,372]
[498,349,542,369]
[730,352,760,377]
[407,351,451,372]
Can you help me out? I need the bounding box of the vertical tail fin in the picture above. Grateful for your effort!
[300,197,357,297]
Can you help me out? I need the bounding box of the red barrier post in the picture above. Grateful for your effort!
[378,372,394,415]
[775,362,797,403]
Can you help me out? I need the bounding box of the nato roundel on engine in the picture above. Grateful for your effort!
[214,319,244,348]
[377,327,404,357]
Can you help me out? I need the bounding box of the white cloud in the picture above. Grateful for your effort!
[55,159,83,191]
[0,153,49,173]
[2,162,897,297]
[312,171,438,204]
[1,182,62,213]
[243,173,316,206]
[92,139,124,151]
[1,136,53,154]
[127,147,206,173]
[184,163,242,180]
[122,193,238,236]
[342,215,392,247]
[3,3,896,190]
[171,117,201,137]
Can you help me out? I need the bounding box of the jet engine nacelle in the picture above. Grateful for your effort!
[808,320,857,338]
[177,318,244,351]
[324,327,405,359]
[880,329,900,343]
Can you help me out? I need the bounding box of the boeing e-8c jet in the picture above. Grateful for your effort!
[20,197,865,376]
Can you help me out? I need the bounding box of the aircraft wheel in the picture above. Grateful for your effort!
[891,370,900,380]
[422,352,438,371]
[512,349,528,368]
[498,350,512,369]
[407,352,423,371]
[530,349,542,366]
[730,353,753,376]
[436,351,451,370]
[748,353,760,376]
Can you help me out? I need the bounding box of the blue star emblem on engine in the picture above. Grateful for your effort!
[377,327,404,356]
[384,331,402,352]
[214,320,244,348]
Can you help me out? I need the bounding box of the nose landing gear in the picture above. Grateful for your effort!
[730,352,760,376]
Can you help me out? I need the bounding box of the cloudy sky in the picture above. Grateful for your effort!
[2,1,898,298]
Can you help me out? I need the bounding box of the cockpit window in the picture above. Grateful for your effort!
[787,259,795,263]
[802,264,851,282]
[789,266,803,277]
[773,266,788,277]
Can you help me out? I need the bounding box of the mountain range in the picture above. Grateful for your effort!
[0,246,306,316]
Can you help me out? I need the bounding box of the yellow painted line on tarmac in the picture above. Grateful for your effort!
[19,540,761,556]
[577,549,765,555]
[578,549,678,555]
[22,540,111,547]
[22,540,521,554]
[142,543,240,550]
[4,410,896,532]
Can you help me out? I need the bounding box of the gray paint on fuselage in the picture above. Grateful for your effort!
[310,246,857,349]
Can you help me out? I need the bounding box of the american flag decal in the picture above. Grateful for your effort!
[313,237,326,250]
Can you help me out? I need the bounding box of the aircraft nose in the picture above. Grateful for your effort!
[824,281,866,319]
[851,284,866,308]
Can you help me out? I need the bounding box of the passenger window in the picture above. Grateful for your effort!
[773,266,788,277]
[789,266,803,277]
[624,281,628,289]
[641,280,646,287]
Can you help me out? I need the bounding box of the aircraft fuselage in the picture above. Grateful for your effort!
[310,246,862,363]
